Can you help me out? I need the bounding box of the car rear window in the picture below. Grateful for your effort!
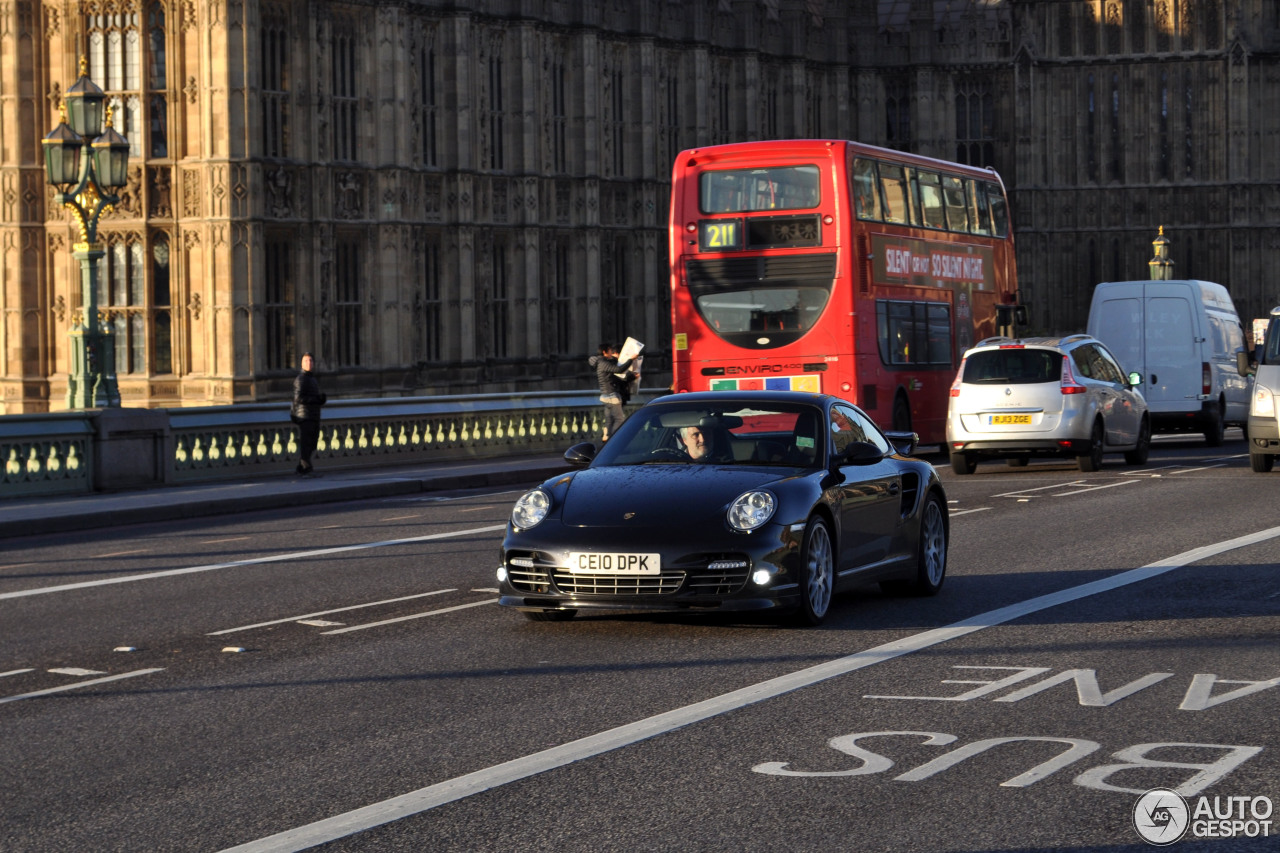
[963,348,1061,384]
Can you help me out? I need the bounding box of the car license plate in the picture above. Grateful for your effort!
[988,414,1032,425]
[567,552,661,574]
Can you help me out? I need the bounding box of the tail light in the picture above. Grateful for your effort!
[949,358,966,397]
[1202,362,1212,395]
[1061,355,1087,395]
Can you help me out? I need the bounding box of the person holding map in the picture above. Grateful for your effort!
[589,339,642,443]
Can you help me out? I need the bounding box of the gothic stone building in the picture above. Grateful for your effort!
[1,0,1277,412]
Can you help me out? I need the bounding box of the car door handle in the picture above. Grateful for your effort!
[888,483,900,496]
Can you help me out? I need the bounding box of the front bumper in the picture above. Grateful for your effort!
[1248,414,1280,456]
[497,521,804,614]
[947,438,1091,458]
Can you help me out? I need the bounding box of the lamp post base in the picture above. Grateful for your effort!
[66,325,120,409]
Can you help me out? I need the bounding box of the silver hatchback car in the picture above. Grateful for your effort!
[946,334,1150,474]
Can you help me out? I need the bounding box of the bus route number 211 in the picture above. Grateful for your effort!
[699,219,743,252]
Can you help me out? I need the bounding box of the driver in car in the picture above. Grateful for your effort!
[678,425,710,460]
[678,424,728,462]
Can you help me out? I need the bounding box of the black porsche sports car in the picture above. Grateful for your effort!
[497,391,948,626]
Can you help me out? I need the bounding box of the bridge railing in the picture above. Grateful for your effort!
[1,390,650,500]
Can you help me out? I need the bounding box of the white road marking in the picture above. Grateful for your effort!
[0,525,507,602]
[209,589,459,635]
[379,515,423,522]
[948,507,991,517]
[95,548,152,558]
[220,524,1280,853]
[0,668,164,706]
[201,537,252,544]
[992,482,1080,498]
[48,667,106,676]
[0,668,34,679]
[320,599,496,634]
[1168,464,1227,474]
[1051,481,1140,496]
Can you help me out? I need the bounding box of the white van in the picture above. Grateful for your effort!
[1240,305,1280,471]
[1086,279,1250,446]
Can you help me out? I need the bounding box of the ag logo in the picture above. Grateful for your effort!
[1133,788,1190,845]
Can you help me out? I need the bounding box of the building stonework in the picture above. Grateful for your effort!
[1,1,1276,412]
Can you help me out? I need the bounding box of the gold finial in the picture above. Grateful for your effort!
[79,55,89,76]
[104,104,114,127]
[59,99,68,121]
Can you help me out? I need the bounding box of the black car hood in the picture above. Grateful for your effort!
[560,465,799,527]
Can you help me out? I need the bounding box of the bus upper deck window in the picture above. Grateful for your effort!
[915,171,946,230]
[879,164,910,224]
[853,159,881,221]
[987,182,1009,237]
[969,179,993,235]
[942,176,969,233]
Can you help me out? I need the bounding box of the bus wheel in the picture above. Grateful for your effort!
[892,395,912,433]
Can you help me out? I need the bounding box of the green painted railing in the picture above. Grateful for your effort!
[0,390,652,499]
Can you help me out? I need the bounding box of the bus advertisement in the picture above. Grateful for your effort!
[668,139,1022,445]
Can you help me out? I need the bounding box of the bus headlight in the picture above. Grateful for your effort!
[728,490,776,532]
[1253,387,1275,418]
[511,489,552,530]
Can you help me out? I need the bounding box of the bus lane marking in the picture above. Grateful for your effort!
[219,523,1280,853]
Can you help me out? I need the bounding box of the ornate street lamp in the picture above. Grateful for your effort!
[41,57,128,408]
[1148,225,1174,281]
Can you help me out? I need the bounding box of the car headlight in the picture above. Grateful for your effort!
[511,489,552,530]
[728,490,776,532]
[1253,387,1275,418]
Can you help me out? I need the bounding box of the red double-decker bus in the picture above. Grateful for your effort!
[668,139,1022,445]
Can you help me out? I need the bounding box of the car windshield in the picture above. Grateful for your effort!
[593,403,824,468]
[962,348,1061,384]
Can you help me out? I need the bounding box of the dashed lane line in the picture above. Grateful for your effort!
[209,589,459,635]
[0,668,165,706]
[319,599,496,634]
[0,525,507,602]
[220,523,1280,853]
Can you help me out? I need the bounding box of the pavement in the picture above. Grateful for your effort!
[0,453,574,540]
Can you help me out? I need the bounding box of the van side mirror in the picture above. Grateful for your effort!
[1014,305,1029,325]
[1237,349,1255,377]
[1128,371,1142,387]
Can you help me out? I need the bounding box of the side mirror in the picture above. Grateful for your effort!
[838,441,886,466]
[1237,349,1255,377]
[564,442,597,467]
[883,430,919,457]
[1128,371,1143,388]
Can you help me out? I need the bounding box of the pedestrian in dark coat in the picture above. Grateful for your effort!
[291,352,326,475]
[588,343,636,442]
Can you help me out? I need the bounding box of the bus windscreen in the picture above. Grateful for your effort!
[699,166,821,213]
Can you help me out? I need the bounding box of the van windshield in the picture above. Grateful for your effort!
[1266,317,1280,364]
[963,348,1061,384]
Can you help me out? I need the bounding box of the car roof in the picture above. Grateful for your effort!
[645,390,832,408]
[964,334,1095,355]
